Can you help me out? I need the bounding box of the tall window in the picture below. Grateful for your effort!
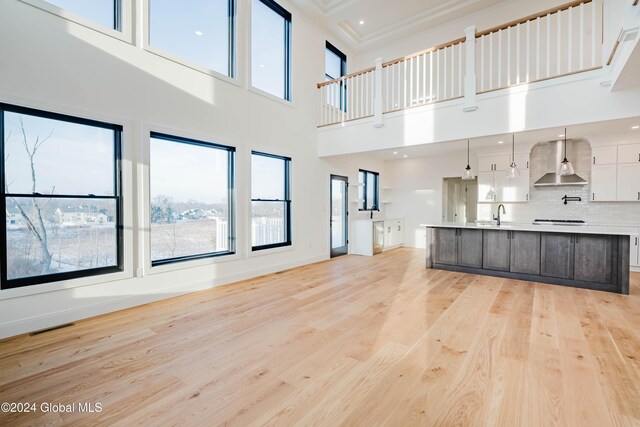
[150,133,235,265]
[251,152,291,250]
[149,0,236,77]
[251,0,292,100]
[44,0,121,30]
[325,42,347,111]
[359,169,379,211]
[1,104,123,289]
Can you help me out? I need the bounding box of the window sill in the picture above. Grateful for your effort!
[143,45,241,88]
[18,0,133,44]
[0,269,134,301]
[248,86,294,108]
[146,251,242,276]
[247,243,295,258]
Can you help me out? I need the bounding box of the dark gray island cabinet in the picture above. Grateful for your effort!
[425,225,630,294]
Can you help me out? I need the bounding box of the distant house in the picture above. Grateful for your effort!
[57,205,110,226]
[180,208,219,221]
[6,207,23,228]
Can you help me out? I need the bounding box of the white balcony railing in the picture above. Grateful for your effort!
[317,0,611,128]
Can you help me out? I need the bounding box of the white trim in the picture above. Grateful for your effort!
[17,0,133,44]
[141,0,240,87]
[248,85,295,107]
[0,254,328,339]
[0,95,135,300]
[140,123,241,276]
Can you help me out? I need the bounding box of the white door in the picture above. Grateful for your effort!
[514,152,529,170]
[616,163,640,201]
[591,164,617,201]
[617,143,640,164]
[384,220,394,248]
[502,172,529,202]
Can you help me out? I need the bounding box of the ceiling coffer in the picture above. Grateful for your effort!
[533,139,588,186]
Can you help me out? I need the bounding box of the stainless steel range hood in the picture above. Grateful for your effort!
[533,139,588,187]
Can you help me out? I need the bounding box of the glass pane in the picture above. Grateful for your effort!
[252,154,285,200]
[44,0,117,29]
[149,0,231,76]
[251,201,286,247]
[366,173,376,209]
[6,197,118,280]
[3,112,115,196]
[331,179,345,248]
[252,0,286,99]
[325,48,342,80]
[150,136,231,262]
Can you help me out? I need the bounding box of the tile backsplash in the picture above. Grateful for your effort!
[477,139,640,226]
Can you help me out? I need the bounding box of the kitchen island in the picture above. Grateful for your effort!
[422,222,634,294]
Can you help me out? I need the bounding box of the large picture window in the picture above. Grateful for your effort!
[251,151,291,250]
[358,169,379,211]
[1,104,123,289]
[44,0,121,30]
[251,0,292,100]
[150,133,235,265]
[149,0,236,77]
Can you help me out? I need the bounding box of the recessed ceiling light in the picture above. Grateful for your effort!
[632,125,639,130]
[359,20,365,25]
[498,140,504,144]
[558,134,565,137]
[195,30,203,36]
[260,64,265,68]
[403,155,408,158]
[392,151,398,154]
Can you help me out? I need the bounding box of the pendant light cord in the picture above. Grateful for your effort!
[564,127,567,160]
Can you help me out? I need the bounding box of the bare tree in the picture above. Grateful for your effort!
[5,116,55,274]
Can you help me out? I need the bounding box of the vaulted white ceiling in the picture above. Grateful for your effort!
[291,0,507,52]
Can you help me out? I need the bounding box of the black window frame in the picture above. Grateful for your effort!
[148,0,237,78]
[358,169,379,211]
[325,41,347,112]
[0,103,124,290]
[251,151,291,251]
[149,132,236,267]
[253,0,292,101]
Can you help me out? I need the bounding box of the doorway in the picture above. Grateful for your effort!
[443,177,478,223]
[330,175,349,257]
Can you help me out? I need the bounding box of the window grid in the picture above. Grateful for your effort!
[358,169,379,211]
[0,103,124,290]
[149,132,236,266]
[251,151,291,251]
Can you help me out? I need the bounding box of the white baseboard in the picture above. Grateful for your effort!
[0,254,328,340]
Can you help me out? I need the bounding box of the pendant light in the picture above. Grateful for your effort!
[506,134,520,178]
[461,139,475,180]
[558,128,575,176]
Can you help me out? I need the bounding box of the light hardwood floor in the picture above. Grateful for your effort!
[1,248,639,426]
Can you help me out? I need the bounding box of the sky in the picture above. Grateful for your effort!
[46,0,289,98]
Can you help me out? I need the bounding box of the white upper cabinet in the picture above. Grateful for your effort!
[616,163,640,201]
[591,164,617,201]
[592,146,618,165]
[493,154,512,172]
[478,153,530,203]
[617,143,640,164]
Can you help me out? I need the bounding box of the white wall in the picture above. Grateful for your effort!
[0,0,343,338]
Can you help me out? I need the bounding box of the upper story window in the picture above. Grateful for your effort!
[149,132,235,265]
[44,0,121,30]
[325,42,346,81]
[358,169,379,211]
[251,0,292,101]
[251,151,291,250]
[1,103,123,289]
[149,0,236,77]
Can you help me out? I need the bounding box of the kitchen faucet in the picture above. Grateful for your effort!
[493,204,506,226]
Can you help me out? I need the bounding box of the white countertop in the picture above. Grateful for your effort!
[420,222,639,236]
